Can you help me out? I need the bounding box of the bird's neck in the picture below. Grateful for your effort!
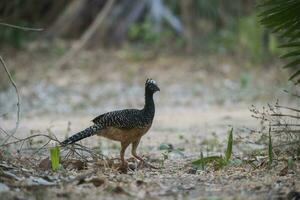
[143,90,155,117]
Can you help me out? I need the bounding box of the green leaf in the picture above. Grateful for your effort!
[289,68,300,81]
[280,50,300,58]
[283,58,300,68]
[50,146,60,171]
[279,42,300,48]
[268,128,273,167]
[200,152,205,170]
[225,127,233,162]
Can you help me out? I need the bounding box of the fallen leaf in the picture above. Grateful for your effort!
[136,180,144,187]
[89,178,105,187]
[62,159,86,170]
[278,166,288,176]
[39,157,51,170]
[112,186,126,194]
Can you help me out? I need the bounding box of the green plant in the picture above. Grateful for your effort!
[258,0,300,83]
[50,146,60,171]
[268,128,273,167]
[225,127,233,162]
[192,128,234,170]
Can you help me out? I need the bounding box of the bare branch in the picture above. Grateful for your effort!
[271,123,300,127]
[274,105,300,113]
[0,134,60,147]
[0,56,20,145]
[270,113,300,119]
[0,22,43,31]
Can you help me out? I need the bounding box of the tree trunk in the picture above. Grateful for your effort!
[55,0,116,69]
[45,0,105,39]
[180,0,196,52]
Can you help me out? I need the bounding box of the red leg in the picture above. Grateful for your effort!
[119,142,130,172]
[131,139,158,169]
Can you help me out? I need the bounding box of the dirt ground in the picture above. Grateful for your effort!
[0,47,299,199]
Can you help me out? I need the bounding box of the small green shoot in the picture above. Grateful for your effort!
[50,146,60,171]
[288,157,294,171]
[192,127,234,170]
[225,127,233,162]
[268,128,273,167]
[200,152,205,170]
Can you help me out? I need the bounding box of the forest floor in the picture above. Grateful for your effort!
[0,45,299,199]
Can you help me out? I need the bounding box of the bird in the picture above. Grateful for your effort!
[61,78,160,171]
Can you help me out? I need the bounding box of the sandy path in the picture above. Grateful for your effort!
[1,105,256,151]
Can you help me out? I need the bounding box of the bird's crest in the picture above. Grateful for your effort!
[146,78,157,85]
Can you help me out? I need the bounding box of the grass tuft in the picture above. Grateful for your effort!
[50,146,60,171]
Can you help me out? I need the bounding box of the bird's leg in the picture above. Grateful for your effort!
[119,142,130,172]
[131,139,158,169]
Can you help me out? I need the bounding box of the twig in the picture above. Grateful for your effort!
[270,113,300,119]
[0,133,60,147]
[0,22,43,31]
[0,126,21,141]
[32,139,52,155]
[275,105,300,113]
[271,130,300,133]
[0,56,20,145]
[73,143,108,160]
[271,123,300,127]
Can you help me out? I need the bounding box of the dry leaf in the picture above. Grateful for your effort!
[38,157,51,170]
[62,159,87,170]
[278,166,288,176]
[89,178,105,187]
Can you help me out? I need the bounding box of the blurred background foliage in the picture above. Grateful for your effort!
[258,0,300,83]
[0,0,284,61]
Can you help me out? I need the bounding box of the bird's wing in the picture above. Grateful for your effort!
[92,109,142,129]
[92,113,106,124]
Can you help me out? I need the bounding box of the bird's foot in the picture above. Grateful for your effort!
[118,162,128,174]
[134,158,158,170]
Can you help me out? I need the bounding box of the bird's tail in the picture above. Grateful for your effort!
[61,124,102,146]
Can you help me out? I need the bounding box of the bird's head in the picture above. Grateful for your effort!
[145,78,160,94]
